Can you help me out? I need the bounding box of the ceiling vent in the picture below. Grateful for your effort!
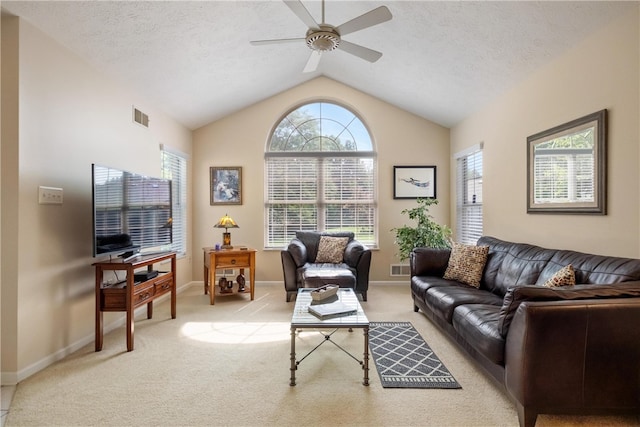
[133,107,149,128]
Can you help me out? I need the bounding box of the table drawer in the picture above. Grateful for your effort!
[154,274,173,296]
[215,253,251,268]
[133,281,155,306]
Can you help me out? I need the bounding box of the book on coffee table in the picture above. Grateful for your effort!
[308,301,357,319]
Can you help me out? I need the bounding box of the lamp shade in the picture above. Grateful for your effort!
[214,214,239,230]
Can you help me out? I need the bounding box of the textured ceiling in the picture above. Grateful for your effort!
[2,1,634,130]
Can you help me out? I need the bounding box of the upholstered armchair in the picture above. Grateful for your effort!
[281,231,372,302]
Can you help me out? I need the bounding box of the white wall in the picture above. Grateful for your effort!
[192,77,450,284]
[1,17,193,384]
[451,7,640,258]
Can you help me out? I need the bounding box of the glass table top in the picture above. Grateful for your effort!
[291,288,369,328]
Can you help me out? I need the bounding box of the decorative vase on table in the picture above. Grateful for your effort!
[219,277,233,294]
[237,273,246,292]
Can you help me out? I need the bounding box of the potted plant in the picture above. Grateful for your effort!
[392,198,452,262]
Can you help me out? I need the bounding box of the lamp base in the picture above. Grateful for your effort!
[222,232,232,249]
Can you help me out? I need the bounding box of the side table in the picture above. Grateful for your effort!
[203,247,256,305]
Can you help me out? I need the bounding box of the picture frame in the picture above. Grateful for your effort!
[393,166,437,199]
[210,166,242,205]
[527,109,607,214]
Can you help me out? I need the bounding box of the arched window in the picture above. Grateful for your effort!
[265,101,377,248]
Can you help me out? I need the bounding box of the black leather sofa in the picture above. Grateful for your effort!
[281,231,371,302]
[410,236,640,427]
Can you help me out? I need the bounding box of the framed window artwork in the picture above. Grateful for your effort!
[393,166,436,199]
[210,166,242,205]
[527,109,607,214]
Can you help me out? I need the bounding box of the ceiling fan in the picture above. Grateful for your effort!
[250,0,392,73]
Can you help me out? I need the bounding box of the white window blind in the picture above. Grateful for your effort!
[455,146,483,245]
[533,150,594,203]
[161,146,188,256]
[265,155,375,248]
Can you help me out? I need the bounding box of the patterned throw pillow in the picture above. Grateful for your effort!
[443,242,489,288]
[543,264,576,288]
[315,236,349,263]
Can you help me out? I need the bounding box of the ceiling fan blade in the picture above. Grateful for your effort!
[284,0,319,29]
[337,40,383,63]
[335,6,392,37]
[303,50,322,73]
[250,38,304,46]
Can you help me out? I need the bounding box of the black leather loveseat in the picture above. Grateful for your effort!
[281,231,371,302]
[411,236,640,427]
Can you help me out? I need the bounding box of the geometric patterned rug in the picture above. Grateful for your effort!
[369,322,461,389]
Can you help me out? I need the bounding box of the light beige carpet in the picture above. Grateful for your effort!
[5,283,639,426]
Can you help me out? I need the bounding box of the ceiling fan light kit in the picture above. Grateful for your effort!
[251,0,392,73]
[306,28,340,52]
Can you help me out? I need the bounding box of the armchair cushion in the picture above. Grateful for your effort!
[315,236,349,263]
[296,231,354,262]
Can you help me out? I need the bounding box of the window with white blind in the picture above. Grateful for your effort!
[265,102,377,248]
[161,145,188,256]
[455,145,483,245]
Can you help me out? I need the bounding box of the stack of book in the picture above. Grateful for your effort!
[308,300,357,319]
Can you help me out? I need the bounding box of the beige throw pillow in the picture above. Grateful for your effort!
[315,236,349,263]
[543,264,576,288]
[443,242,489,288]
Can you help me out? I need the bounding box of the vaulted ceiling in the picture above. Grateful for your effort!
[2,1,634,130]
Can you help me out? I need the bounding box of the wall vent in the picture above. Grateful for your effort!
[390,264,411,276]
[215,268,235,276]
[133,107,149,128]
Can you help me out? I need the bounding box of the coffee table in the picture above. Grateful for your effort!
[290,288,370,386]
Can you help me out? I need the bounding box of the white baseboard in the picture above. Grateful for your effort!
[1,281,196,386]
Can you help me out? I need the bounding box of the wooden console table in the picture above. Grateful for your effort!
[203,247,256,305]
[94,252,176,351]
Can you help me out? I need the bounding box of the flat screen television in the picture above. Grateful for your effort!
[92,164,172,258]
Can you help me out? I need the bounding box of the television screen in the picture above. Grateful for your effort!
[92,164,172,257]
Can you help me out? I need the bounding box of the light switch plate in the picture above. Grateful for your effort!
[39,186,63,205]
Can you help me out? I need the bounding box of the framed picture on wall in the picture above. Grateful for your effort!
[393,166,436,199]
[210,166,242,205]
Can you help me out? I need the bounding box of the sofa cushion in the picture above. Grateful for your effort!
[478,236,556,297]
[537,250,640,286]
[315,236,349,263]
[452,304,505,364]
[498,283,640,337]
[301,263,356,288]
[443,242,489,288]
[425,283,503,323]
[411,276,459,306]
[543,264,575,288]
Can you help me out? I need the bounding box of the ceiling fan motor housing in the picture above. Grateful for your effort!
[306,27,340,51]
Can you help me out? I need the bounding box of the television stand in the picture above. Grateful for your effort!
[93,252,176,351]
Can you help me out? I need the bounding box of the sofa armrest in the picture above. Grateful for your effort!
[498,282,640,336]
[410,247,451,277]
[344,240,371,293]
[281,250,299,292]
[286,238,307,267]
[344,240,366,266]
[505,299,640,426]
